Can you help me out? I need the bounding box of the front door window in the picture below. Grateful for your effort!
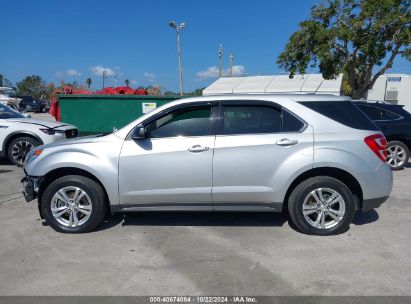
[146,106,212,138]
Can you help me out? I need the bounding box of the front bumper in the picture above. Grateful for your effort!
[21,176,40,202]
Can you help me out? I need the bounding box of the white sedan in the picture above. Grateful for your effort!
[0,104,78,166]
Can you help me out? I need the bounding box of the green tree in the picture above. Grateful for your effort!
[185,88,204,96]
[145,86,162,96]
[124,79,130,87]
[0,74,13,88]
[85,78,92,88]
[277,0,411,98]
[163,90,178,96]
[43,83,56,101]
[15,75,47,100]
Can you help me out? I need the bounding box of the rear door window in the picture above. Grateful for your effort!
[282,109,305,132]
[222,106,282,135]
[300,100,378,131]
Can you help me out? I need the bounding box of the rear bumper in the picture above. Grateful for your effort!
[362,196,388,212]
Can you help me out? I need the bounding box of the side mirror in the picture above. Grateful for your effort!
[132,126,146,139]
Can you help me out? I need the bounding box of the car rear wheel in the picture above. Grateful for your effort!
[41,175,107,233]
[386,141,409,170]
[288,176,356,235]
[7,136,40,166]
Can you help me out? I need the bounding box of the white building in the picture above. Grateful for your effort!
[203,74,343,96]
[366,74,411,111]
[203,73,411,111]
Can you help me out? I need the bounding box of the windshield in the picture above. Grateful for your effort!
[0,104,25,119]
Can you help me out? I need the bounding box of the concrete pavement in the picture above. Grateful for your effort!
[0,115,410,295]
[0,158,410,295]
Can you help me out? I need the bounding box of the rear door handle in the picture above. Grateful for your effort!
[276,138,299,146]
[188,145,209,152]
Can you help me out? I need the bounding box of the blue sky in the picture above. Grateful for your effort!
[1,0,410,92]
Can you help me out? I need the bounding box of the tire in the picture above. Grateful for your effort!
[7,136,40,166]
[386,140,409,170]
[41,175,107,233]
[288,176,356,236]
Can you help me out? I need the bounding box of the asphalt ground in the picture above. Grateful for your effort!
[0,113,410,296]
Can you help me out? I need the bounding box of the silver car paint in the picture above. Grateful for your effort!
[211,128,314,206]
[119,135,215,207]
[24,94,393,211]
[24,134,122,205]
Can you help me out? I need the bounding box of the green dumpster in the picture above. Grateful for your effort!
[58,95,181,135]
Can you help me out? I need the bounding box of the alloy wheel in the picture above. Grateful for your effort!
[386,145,407,169]
[11,140,34,165]
[51,186,93,228]
[302,187,346,230]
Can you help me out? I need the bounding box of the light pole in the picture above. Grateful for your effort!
[102,71,107,89]
[169,20,185,96]
[218,44,223,78]
[229,50,234,77]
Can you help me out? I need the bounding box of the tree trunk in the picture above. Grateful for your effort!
[347,64,374,100]
[352,88,367,99]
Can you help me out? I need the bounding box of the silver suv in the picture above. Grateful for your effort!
[22,95,393,235]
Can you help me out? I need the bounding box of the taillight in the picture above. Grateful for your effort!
[364,134,388,161]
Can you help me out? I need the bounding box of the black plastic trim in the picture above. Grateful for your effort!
[362,196,388,212]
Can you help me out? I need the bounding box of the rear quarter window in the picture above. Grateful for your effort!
[300,100,378,131]
[357,104,402,121]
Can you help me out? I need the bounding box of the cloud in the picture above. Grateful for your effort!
[196,66,219,80]
[196,65,245,81]
[130,79,139,85]
[67,69,82,77]
[90,65,115,76]
[230,65,246,77]
[144,72,156,83]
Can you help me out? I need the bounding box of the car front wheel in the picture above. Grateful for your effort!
[41,175,107,233]
[288,176,356,235]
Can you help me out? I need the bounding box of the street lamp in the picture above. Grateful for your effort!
[229,50,234,77]
[218,44,223,78]
[168,20,185,96]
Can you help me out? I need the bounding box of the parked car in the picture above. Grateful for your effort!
[354,101,411,170]
[16,95,42,112]
[38,100,50,113]
[22,95,392,235]
[0,104,78,166]
[0,86,21,110]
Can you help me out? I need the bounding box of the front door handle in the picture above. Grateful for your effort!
[276,138,299,146]
[188,145,209,152]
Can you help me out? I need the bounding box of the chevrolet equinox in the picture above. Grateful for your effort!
[22,95,393,235]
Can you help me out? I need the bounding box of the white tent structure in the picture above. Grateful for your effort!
[366,74,411,111]
[202,74,343,96]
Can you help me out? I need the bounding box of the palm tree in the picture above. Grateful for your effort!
[124,79,130,87]
[85,78,92,88]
